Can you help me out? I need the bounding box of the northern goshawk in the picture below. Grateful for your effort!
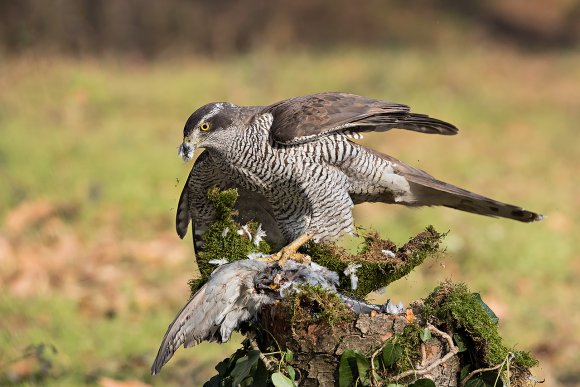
[176,92,542,250]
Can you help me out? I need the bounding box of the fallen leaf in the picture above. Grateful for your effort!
[99,377,151,387]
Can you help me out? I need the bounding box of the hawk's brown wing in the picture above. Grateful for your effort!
[176,151,285,253]
[266,92,458,145]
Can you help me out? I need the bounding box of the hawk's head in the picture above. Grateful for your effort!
[179,102,236,161]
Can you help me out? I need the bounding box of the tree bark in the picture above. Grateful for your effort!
[259,303,460,387]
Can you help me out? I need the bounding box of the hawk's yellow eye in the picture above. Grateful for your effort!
[200,122,211,131]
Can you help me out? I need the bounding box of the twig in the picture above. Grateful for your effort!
[260,327,283,355]
[419,343,427,368]
[461,352,514,386]
[460,363,505,385]
[370,340,390,386]
[392,324,458,382]
[247,334,274,371]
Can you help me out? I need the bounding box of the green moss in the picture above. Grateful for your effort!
[189,187,271,296]
[188,278,206,295]
[206,187,239,221]
[304,226,444,298]
[286,285,354,328]
[191,188,442,299]
[393,324,423,373]
[423,281,538,375]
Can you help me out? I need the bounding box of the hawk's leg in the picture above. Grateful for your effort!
[260,233,313,266]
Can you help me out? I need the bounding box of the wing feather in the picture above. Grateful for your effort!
[267,92,458,145]
[151,261,269,375]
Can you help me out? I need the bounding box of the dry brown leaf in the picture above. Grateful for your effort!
[4,200,57,234]
[99,377,151,387]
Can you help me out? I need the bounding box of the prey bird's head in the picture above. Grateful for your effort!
[179,102,237,161]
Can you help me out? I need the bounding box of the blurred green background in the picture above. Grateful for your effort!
[0,1,578,386]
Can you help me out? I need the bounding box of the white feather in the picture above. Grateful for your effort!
[252,224,267,246]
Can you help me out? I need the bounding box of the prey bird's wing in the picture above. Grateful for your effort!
[150,285,209,375]
[266,92,458,145]
[151,260,270,375]
[176,151,285,252]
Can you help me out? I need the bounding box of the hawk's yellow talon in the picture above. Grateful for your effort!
[258,232,314,266]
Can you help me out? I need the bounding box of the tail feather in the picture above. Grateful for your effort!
[403,172,543,222]
[360,149,544,223]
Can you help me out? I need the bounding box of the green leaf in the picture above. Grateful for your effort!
[230,350,260,386]
[205,350,250,386]
[287,365,296,381]
[473,293,499,324]
[354,352,370,385]
[453,333,468,352]
[386,384,405,387]
[409,378,436,387]
[253,360,269,386]
[463,371,501,387]
[272,372,295,387]
[240,377,254,387]
[202,375,221,387]
[382,342,402,367]
[460,364,471,380]
[372,355,381,369]
[285,349,294,362]
[419,327,432,342]
[214,358,229,376]
[464,377,487,387]
[339,350,358,387]
[478,371,503,386]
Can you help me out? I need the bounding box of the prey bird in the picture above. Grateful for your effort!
[176,92,542,252]
[151,258,404,375]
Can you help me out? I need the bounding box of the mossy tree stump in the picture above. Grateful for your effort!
[259,303,460,386]
[254,284,536,386]
[194,189,538,387]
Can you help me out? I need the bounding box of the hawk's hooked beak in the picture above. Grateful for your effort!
[178,142,195,162]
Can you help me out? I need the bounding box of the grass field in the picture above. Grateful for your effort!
[0,45,578,385]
